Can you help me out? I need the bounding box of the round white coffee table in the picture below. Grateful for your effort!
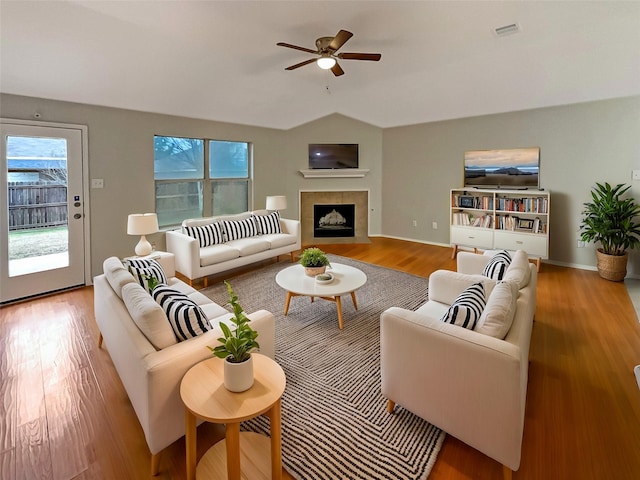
[275,263,367,329]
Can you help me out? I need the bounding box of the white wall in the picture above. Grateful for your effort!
[382,95,640,272]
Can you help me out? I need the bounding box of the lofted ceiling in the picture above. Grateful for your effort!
[1,1,639,130]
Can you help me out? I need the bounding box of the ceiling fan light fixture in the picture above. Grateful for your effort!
[317,56,336,70]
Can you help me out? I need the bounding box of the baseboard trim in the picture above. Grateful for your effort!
[377,234,450,248]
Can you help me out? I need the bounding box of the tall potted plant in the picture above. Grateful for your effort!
[208,281,260,392]
[580,182,640,281]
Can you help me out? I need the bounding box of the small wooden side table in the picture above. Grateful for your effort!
[180,354,286,480]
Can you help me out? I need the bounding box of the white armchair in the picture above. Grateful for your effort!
[380,252,536,478]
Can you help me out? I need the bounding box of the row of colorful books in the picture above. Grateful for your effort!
[496,196,548,213]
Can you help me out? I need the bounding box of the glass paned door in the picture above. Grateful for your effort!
[1,123,86,303]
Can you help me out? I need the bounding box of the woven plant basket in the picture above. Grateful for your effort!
[596,249,628,282]
[304,266,326,277]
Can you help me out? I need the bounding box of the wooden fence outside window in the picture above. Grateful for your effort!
[7,182,68,231]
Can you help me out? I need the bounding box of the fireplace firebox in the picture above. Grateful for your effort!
[313,204,355,238]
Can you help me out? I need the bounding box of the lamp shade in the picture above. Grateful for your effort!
[266,196,287,211]
[127,213,158,256]
[127,213,159,235]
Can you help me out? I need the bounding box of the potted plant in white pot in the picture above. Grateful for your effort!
[580,182,640,281]
[208,281,260,392]
[299,247,331,277]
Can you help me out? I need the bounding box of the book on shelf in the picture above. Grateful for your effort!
[497,215,517,231]
[533,217,547,234]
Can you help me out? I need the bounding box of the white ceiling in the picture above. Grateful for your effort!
[1,1,639,130]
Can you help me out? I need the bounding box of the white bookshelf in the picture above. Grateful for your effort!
[450,188,550,267]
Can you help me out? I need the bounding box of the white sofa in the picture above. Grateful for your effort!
[166,210,301,286]
[380,250,536,478]
[93,253,275,474]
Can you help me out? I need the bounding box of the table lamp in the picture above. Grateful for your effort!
[127,213,158,256]
[266,195,287,212]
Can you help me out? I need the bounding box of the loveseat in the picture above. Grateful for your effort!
[93,253,275,474]
[166,210,301,286]
[380,250,536,478]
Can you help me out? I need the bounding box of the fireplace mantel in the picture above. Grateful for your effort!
[299,169,370,178]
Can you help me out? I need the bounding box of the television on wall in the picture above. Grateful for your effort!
[464,147,540,189]
[308,144,359,169]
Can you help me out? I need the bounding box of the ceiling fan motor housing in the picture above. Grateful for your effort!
[316,37,334,53]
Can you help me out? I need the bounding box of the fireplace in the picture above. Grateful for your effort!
[313,204,355,238]
[299,190,369,245]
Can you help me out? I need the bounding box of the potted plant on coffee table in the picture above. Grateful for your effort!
[299,247,331,277]
[208,281,260,392]
[580,182,640,281]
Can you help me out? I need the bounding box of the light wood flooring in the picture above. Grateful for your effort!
[1,238,640,479]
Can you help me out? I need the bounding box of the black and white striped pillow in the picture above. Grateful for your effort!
[152,284,211,341]
[184,222,224,247]
[482,250,512,280]
[126,258,168,292]
[222,218,258,241]
[440,282,486,330]
[254,211,282,235]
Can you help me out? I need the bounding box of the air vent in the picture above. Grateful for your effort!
[493,23,521,37]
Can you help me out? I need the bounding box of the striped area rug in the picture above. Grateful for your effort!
[201,255,445,480]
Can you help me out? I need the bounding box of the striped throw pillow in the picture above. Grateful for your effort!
[184,222,224,248]
[440,282,486,330]
[254,211,282,235]
[152,284,211,341]
[482,250,512,280]
[126,258,168,292]
[223,218,258,241]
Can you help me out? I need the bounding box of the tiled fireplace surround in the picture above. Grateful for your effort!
[299,190,370,245]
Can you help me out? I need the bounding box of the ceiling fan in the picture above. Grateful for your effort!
[277,29,381,77]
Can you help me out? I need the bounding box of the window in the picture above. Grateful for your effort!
[209,141,249,215]
[154,136,251,227]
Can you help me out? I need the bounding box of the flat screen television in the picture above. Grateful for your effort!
[464,147,540,189]
[308,144,358,169]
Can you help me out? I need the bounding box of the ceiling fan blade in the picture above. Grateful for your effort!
[277,42,317,55]
[328,30,353,52]
[285,58,317,71]
[331,62,345,77]
[338,52,382,61]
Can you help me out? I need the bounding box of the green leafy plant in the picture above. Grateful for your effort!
[580,182,640,256]
[299,247,331,268]
[207,281,259,363]
[140,273,160,291]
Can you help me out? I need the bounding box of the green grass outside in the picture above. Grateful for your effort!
[9,226,69,260]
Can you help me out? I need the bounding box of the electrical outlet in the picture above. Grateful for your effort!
[412,220,417,227]
[577,240,585,248]
[91,178,104,189]
[633,170,640,180]
[432,222,438,230]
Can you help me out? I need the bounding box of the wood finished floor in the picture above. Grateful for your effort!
[1,237,640,479]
